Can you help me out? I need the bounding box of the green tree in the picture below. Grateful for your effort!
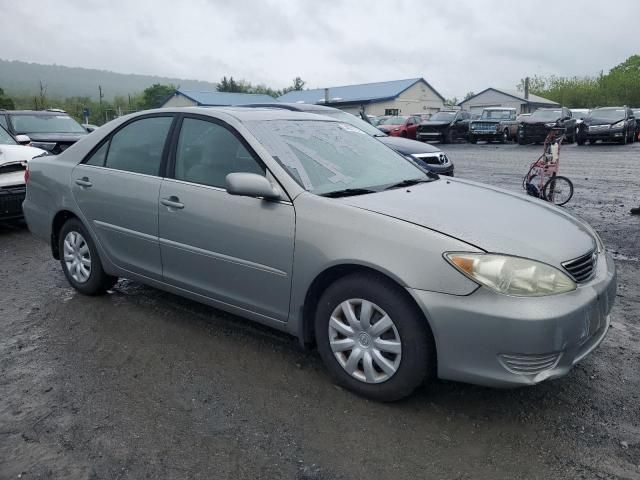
[463,91,475,100]
[0,87,15,109]
[140,83,176,109]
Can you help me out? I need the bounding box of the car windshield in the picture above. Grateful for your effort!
[588,108,626,122]
[9,114,87,134]
[530,110,562,120]
[245,120,427,195]
[381,116,408,125]
[0,125,17,145]
[322,110,387,136]
[481,110,513,120]
[429,112,456,121]
[571,110,589,120]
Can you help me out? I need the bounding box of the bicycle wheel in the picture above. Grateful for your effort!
[543,176,573,206]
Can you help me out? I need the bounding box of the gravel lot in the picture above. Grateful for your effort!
[1,141,639,480]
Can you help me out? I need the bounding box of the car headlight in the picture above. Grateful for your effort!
[611,121,625,130]
[545,122,557,128]
[444,253,576,297]
[29,141,56,151]
[470,125,476,130]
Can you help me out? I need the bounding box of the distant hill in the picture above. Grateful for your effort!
[0,59,218,100]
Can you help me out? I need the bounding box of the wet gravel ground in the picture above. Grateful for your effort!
[1,141,639,480]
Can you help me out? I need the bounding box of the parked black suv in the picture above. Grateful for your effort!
[577,107,636,145]
[0,109,88,154]
[416,110,471,144]
[517,107,577,144]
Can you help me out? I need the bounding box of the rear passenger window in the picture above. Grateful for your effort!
[105,116,173,176]
[174,118,264,188]
[85,141,109,166]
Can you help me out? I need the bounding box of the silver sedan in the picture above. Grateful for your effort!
[23,107,616,401]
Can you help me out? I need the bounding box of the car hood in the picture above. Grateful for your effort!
[522,118,559,125]
[377,124,401,131]
[583,118,621,126]
[419,121,451,128]
[336,178,595,266]
[23,132,87,142]
[0,144,46,165]
[379,136,442,155]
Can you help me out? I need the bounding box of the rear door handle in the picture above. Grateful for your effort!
[75,177,92,187]
[161,196,184,209]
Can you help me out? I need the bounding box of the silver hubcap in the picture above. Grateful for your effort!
[63,231,92,283]
[328,299,402,384]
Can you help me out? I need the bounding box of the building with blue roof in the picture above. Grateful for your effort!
[162,89,277,107]
[277,77,445,116]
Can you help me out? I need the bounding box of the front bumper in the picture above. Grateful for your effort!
[408,251,616,388]
[580,129,625,141]
[470,130,501,141]
[0,185,26,220]
[417,131,445,141]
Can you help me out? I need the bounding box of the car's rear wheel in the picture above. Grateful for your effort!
[59,218,117,295]
[500,129,508,143]
[315,273,434,401]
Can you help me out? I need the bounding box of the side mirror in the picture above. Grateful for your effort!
[226,173,281,201]
[15,134,31,145]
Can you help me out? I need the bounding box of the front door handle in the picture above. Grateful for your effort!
[75,177,92,187]
[161,196,184,209]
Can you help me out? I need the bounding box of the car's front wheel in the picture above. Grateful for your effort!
[59,218,117,295]
[315,273,434,401]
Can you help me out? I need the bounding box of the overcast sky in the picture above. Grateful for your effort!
[1,0,638,98]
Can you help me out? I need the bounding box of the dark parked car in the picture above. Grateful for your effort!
[577,107,636,145]
[517,107,577,145]
[244,103,454,176]
[416,110,471,144]
[469,108,519,144]
[0,109,88,154]
[632,109,640,140]
[377,115,422,139]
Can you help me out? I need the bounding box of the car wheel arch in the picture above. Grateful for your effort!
[299,264,437,354]
[51,210,80,259]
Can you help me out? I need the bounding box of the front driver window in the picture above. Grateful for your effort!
[174,118,264,188]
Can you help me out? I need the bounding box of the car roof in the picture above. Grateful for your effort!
[155,106,340,123]
[241,102,340,113]
[3,110,71,116]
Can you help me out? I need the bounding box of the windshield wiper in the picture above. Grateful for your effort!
[320,188,378,198]
[384,178,433,190]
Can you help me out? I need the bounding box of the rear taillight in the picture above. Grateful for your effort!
[24,165,30,184]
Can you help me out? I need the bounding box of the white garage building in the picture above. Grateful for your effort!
[458,88,560,115]
[278,78,446,116]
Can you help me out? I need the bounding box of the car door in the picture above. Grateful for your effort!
[455,112,469,139]
[71,114,174,280]
[158,115,295,322]
[406,117,419,139]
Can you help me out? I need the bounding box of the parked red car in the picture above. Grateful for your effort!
[377,115,421,139]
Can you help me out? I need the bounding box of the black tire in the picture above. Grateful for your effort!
[469,135,477,144]
[58,218,117,295]
[499,130,508,144]
[621,129,628,145]
[401,131,407,138]
[577,136,585,146]
[518,137,527,145]
[314,273,434,402]
[543,176,574,206]
[590,139,598,145]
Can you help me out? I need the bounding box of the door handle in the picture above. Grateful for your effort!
[75,177,92,187]
[161,196,184,209]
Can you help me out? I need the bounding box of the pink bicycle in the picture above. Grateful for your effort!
[522,128,574,206]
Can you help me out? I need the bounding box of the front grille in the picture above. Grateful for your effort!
[472,122,498,132]
[524,124,548,135]
[0,186,26,218]
[562,251,597,283]
[588,125,609,132]
[414,153,448,165]
[499,352,561,375]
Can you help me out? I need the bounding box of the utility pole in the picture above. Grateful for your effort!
[98,85,105,123]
